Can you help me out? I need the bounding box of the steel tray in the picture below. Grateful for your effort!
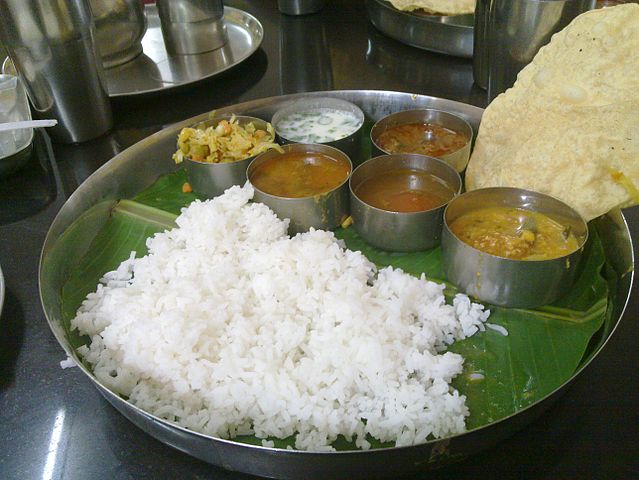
[39,90,633,479]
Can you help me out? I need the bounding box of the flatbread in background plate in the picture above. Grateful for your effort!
[465,4,639,222]
[388,0,475,15]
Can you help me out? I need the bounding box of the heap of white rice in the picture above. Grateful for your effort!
[71,184,490,451]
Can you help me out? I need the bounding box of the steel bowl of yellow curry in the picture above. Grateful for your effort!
[441,187,588,308]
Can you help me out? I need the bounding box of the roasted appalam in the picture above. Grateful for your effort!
[465,4,639,221]
[388,0,474,15]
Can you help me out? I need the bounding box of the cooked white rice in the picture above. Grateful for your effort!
[71,184,491,451]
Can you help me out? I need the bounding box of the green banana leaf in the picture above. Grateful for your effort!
[59,169,614,446]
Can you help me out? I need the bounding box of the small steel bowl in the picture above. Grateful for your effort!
[349,154,462,252]
[0,73,34,177]
[271,97,365,166]
[184,115,276,198]
[441,187,589,308]
[247,143,352,235]
[370,108,473,173]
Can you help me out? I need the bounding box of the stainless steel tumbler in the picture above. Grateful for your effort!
[0,0,113,144]
[156,0,227,55]
[90,0,148,68]
[474,0,596,101]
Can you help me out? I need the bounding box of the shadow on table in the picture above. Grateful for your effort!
[364,22,488,109]
[0,289,25,390]
[0,131,59,226]
[110,47,269,132]
[102,402,259,479]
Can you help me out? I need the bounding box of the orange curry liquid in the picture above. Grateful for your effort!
[250,151,350,198]
[376,122,467,157]
[354,169,455,213]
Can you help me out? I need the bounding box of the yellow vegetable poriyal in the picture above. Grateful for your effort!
[173,115,282,164]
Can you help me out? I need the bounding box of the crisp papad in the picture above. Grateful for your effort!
[388,0,474,15]
[465,4,639,221]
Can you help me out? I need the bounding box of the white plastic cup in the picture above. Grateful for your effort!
[0,74,32,158]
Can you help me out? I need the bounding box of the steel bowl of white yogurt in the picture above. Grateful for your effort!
[271,97,365,166]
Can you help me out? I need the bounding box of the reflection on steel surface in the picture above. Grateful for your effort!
[366,0,474,58]
[103,5,263,97]
[474,0,595,100]
[91,0,147,68]
[279,14,333,95]
[156,0,227,55]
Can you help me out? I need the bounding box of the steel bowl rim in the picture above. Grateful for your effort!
[349,153,462,216]
[271,96,365,144]
[369,107,473,157]
[247,142,353,200]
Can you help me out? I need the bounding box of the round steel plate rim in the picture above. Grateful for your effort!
[570,215,633,372]
[37,90,633,462]
[106,5,264,98]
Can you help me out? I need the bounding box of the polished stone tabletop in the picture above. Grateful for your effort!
[1,1,638,479]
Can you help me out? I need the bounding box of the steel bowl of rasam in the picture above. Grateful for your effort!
[441,187,589,308]
[370,108,473,173]
[247,143,352,235]
[173,114,282,198]
[271,97,365,166]
[349,154,462,252]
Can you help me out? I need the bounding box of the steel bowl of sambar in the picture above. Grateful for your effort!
[441,187,589,308]
[349,154,462,252]
[370,108,473,173]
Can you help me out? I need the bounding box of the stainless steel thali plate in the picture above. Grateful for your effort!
[104,5,263,97]
[366,0,474,58]
[39,90,633,479]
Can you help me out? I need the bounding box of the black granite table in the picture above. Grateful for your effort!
[1,1,638,479]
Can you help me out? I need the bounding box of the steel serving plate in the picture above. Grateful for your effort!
[39,91,633,479]
[102,4,263,97]
[366,0,474,58]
